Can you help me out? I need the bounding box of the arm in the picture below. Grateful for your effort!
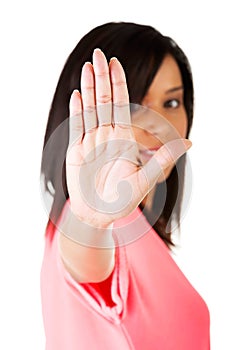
[58,49,191,284]
[58,220,115,283]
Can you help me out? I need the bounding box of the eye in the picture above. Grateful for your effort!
[164,99,180,109]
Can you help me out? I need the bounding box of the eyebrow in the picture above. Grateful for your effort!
[165,86,184,94]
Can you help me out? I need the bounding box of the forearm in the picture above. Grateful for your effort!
[58,208,115,283]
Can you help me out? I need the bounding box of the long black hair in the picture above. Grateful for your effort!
[41,22,194,248]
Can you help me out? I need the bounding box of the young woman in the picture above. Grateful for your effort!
[40,22,210,349]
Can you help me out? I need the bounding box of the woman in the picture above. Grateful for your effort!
[40,22,210,349]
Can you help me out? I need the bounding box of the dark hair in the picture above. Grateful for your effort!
[40,21,194,248]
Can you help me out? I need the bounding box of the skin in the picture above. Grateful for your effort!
[66,49,190,228]
[58,49,191,283]
[133,54,188,207]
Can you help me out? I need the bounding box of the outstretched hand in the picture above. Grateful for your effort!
[66,49,191,229]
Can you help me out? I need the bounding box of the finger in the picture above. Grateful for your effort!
[92,49,112,126]
[81,62,98,132]
[138,139,192,191]
[68,89,83,146]
[109,57,131,126]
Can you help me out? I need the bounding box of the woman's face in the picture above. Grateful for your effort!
[132,54,188,182]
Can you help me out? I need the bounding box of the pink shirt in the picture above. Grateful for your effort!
[40,205,210,349]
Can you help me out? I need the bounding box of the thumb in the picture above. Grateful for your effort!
[138,138,192,190]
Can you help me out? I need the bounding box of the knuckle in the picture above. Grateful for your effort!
[95,71,109,77]
[113,80,126,87]
[84,106,96,114]
[97,95,112,104]
[114,100,128,107]
[160,148,174,166]
[83,85,94,91]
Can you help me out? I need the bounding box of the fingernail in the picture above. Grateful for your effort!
[183,139,192,149]
[82,61,92,70]
[72,89,79,95]
[93,48,103,54]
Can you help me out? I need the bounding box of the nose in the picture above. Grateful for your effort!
[131,117,180,145]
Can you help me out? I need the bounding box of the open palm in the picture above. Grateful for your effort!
[66,49,190,229]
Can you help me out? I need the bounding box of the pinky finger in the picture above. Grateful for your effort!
[69,90,84,146]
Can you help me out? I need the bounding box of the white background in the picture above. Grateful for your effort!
[1,0,233,349]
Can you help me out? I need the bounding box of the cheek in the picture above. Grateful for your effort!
[156,112,187,184]
[171,112,188,138]
[132,126,163,148]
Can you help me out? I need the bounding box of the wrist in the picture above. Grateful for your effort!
[59,205,115,249]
